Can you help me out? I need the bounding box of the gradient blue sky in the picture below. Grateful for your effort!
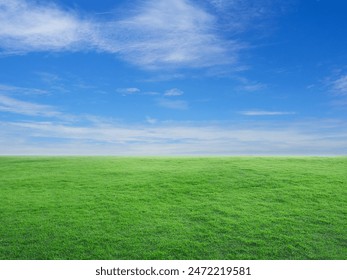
[0,0,346,155]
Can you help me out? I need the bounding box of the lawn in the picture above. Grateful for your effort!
[0,156,346,260]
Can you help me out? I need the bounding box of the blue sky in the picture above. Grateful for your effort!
[0,0,346,155]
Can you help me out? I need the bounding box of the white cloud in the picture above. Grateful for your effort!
[0,94,61,117]
[164,88,184,96]
[206,0,286,33]
[240,110,296,116]
[146,116,158,124]
[234,76,267,92]
[332,75,347,95]
[0,0,241,69]
[238,83,267,92]
[36,72,61,84]
[116,88,141,95]
[117,87,184,97]
[1,119,346,155]
[0,0,94,53]
[107,0,237,68]
[157,98,188,110]
[0,83,49,95]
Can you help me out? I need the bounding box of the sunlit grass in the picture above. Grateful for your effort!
[0,156,346,259]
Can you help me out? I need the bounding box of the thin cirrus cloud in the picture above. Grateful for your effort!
[1,119,346,155]
[146,116,158,124]
[116,88,141,95]
[238,83,267,92]
[0,94,62,117]
[116,87,185,97]
[108,0,238,69]
[234,76,267,92]
[157,98,188,110]
[240,110,296,116]
[0,0,93,53]
[164,88,184,96]
[0,83,49,95]
[332,74,347,95]
[0,0,242,69]
[206,0,288,33]
[116,88,161,96]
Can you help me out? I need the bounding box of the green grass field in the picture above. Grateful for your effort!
[0,157,346,260]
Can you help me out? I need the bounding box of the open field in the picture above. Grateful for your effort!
[0,157,346,260]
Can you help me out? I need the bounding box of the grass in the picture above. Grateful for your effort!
[0,156,346,260]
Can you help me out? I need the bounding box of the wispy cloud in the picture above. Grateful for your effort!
[0,83,49,95]
[0,0,94,53]
[146,116,158,124]
[206,0,288,34]
[116,87,141,95]
[0,0,244,69]
[0,94,61,117]
[116,88,160,96]
[234,76,267,92]
[157,98,188,110]
[107,0,238,69]
[240,110,296,116]
[1,119,346,155]
[116,87,184,97]
[238,83,267,92]
[164,88,184,96]
[36,72,61,84]
[332,74,347,95]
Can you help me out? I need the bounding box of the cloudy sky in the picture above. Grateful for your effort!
[0,0,346,155]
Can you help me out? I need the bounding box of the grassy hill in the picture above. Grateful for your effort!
[0,156,346,259]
